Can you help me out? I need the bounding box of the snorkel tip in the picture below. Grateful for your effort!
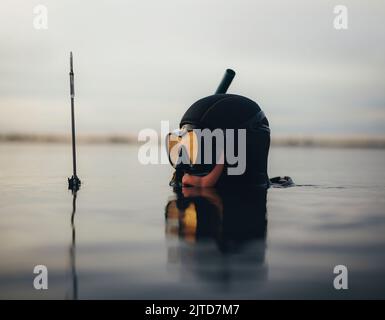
[215,68,236,94]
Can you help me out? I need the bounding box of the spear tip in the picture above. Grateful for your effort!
[70,52,73,72]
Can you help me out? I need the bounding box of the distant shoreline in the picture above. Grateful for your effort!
[1,133,385,149]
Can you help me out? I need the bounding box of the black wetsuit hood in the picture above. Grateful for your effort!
[179,94,271,187]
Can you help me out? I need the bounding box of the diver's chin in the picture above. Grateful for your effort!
[181,171,211,190]
[181,186,201,197]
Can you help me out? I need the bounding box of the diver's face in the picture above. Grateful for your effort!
[166,125,225,187]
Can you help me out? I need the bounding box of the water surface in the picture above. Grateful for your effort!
[0,143,384,299]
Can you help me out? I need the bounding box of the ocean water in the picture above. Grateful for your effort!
[0,143,384,299]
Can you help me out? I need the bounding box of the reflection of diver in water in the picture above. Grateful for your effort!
[66,191,78,300]
[165,187,268,286]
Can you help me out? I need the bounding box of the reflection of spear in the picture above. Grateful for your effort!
[68,52,81,191]
[70,191,78,300]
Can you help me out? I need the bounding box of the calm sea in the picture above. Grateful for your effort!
[0,143,384,299]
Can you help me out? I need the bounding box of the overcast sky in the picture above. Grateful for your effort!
[0,0,384,136]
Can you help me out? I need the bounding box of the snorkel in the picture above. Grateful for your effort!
[215,69,236,95]
[169,69,236,188]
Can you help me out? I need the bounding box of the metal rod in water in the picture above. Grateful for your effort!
[68,52,81,191]
[70,52,77,177]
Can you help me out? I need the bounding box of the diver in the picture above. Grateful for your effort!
[165,69,293,189]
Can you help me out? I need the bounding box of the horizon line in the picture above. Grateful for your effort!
[1,133,385,149]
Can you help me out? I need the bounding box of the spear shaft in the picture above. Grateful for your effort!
[70,53,77,177]
[68,52,81,191]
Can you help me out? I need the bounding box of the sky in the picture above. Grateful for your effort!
[0,0,384,137]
